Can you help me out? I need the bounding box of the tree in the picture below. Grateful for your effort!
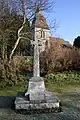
[0,0,55,88]
[9,0,55,60]
[0,0,30,88]
[73,36,80,48]
[0,9,24,59]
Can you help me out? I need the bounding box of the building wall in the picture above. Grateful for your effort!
[34,27,51,52]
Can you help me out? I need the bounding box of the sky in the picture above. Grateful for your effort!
[44,0,80,45]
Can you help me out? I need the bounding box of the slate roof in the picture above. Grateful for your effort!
[63,41,73,48]
[49,37,64,43]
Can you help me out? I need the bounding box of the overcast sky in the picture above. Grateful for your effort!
[44,0,80,44]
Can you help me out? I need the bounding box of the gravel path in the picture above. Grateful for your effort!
[0,92,80,120]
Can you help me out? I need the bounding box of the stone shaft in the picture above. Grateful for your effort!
[33,40,40,77]
[31,35,42,77]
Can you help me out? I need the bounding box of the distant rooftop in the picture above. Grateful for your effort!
[63,41,73,48]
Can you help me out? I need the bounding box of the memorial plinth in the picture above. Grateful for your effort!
[15,77,60,112]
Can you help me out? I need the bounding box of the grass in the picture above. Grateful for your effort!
[0,86,26,96]
[44,71,80,93]
[0,71,80,120]
[0,71,80,96]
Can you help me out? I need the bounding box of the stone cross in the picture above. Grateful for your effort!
[31,39,42,77]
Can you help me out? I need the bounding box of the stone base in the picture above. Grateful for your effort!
[15,77,60,113]
[15,91,60,113]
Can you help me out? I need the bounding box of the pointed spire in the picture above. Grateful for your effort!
[36,2,41,13]
[32,1,49,30]
[36,1,42,17]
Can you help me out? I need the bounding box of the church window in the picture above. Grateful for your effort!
[43,31,45,38]
[41,30,43,38]
[41,30,45,38]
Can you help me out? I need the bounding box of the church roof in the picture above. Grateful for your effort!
[49,37,72,48]
[49,37,64,43]
[32,12,49,30]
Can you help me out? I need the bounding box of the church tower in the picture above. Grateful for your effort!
[31,6,51,52]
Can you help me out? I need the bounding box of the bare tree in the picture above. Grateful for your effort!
[9,0,55,62]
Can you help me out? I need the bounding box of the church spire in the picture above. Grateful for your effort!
[35,3,42,20]
[32,1,49,30]
[36,2,41,14]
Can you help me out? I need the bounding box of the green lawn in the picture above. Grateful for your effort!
[0,86,26,96]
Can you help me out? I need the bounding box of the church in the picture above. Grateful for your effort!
[31,8,72,53]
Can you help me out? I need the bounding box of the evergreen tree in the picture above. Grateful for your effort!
[73,36,80,48]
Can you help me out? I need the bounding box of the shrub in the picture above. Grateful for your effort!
[45,71,80,87]
[40,39,80,74]
[0,60,26,89]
